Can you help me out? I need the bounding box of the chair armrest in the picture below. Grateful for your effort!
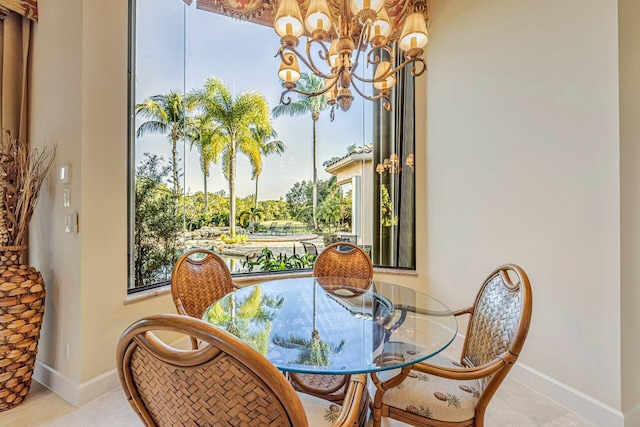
[452,307,474,316]
[412,352,516,381]
[333,374,366,427]
[231,281,242,290]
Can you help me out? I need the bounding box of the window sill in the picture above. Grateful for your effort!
[123,268,417,305]
[123,270,315,305]
[374,267,418,276]
[123,285,172,305]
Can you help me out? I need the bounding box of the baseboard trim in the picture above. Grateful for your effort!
[624,402,640,425]
[33,361,81,407]
[449,332,625,426]
[33,361,120,407]
[509,362,624,427]
[77,367,121,406]
[34,337,632,426]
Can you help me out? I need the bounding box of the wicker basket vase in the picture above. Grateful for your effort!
[0,245,45,411]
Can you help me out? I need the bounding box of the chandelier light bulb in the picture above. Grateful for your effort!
[371,8,392,38]
[305,0,332,34]
[350,0,385,15]
[274,0,304,38]
[328,39,340,68]
[374,61,396,90]
[324,77,338,99]
[278,53,301,83]
[399,12,428,52]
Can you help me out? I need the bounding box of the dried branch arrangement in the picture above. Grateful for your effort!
[0,130,55,247]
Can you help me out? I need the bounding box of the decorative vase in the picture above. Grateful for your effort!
[0,245,45,411]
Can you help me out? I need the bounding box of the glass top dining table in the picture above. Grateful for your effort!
[201,277,458,375]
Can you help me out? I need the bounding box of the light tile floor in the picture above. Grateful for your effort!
[0,338,597,426]
[0,376,597,426]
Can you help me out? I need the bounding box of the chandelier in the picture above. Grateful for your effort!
[273,0,428,114]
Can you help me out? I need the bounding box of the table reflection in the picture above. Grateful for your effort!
[202,277,457,374]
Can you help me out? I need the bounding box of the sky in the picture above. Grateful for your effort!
[135,0,373,200]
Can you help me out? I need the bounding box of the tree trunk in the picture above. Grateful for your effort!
[254,176,259,210]
[203,169,209,214]
[229,138,237,237]
[170,137,180,254]
[171,138,179,197]
[312,118,318,230]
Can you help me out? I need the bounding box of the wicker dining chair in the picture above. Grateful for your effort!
[313,242,373,284]
[288,242,375,405]
[117,314,366,427]
[170,248,236,349]
[370,264,532,427]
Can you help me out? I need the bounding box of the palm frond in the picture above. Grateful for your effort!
[136,120,168,139]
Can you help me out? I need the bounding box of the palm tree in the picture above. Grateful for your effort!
[205,286,284,355]
[272,283,344,366]
[186,115,223,214]
[272,73,330,230]
[250,125,286,209]
[238,206,265,229]
[192,77,272,236]
[135,91,189,197]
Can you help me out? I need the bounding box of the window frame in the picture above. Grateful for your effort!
[126,0,417,295]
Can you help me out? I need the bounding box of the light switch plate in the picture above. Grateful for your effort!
[64,212,78,233]
[63,187,71,208]
[59,164,70,183]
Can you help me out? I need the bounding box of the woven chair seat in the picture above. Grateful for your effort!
[372,354,480,423]
[291,373,349,402]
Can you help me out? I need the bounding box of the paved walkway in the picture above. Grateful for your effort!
[247,233,318,242]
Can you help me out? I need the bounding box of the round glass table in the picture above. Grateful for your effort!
[202,277,458,375]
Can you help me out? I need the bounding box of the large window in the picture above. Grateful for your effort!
[128,0,416,292]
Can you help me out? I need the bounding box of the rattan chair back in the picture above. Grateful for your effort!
[313,242,373,286]
[370,264,532,427]
[117,314,309,427]
[171,249,233,320]
[462,264,532,393]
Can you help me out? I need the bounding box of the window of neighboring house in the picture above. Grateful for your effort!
[128,0,416,293]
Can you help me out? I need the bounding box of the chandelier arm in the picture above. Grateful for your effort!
[279,47,333,79]
[281,77,339,100]
[365,44,394,67]
[352,20,372,68]
[280,91,294,106]
[351,80,391,111]
[409,58,428,76]
[350,80,392,111]
[351,57,426,84]
[305,38,329,78]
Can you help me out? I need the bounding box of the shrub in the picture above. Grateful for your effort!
[323,233,340,246]
[242,248,316,272]
[220,233,248,244]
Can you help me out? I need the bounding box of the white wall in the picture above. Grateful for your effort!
[30,0,177,404]
[26,0,639,423]
[30,0,84,386]
[422,0,622,412]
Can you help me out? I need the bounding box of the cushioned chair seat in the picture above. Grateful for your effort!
[374,354,481,423]
[298,392,345,425]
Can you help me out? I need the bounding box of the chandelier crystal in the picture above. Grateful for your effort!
[274,0,428,115]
